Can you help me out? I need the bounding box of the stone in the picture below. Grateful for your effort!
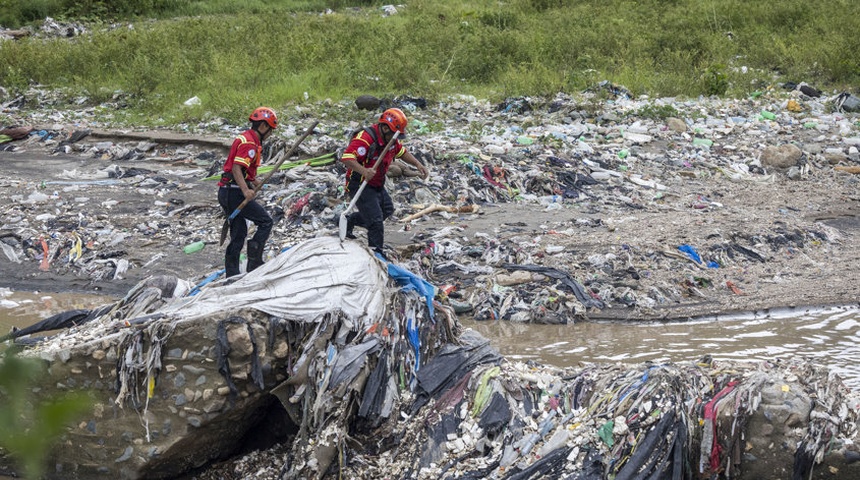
[760,144,802,169]
[355,95,381,111]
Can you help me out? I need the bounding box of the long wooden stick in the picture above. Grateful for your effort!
[400,204,480,223]
[220,120,318,245]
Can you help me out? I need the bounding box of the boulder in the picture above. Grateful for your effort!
[354,95,381,111]
[761,144,803,169]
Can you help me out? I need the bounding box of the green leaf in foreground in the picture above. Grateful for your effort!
[0,348,91,480]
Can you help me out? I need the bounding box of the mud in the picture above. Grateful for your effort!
[1,96,860,323]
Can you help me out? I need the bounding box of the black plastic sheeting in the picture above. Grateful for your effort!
[613,410,688,480]
[479,391,512,437]
[357,349,391,428]
[504,445,574,480]
[502,263,606,310]
[2,305,111,342]
[410,330,501,414]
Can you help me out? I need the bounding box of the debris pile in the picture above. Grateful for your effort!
[1,88,859,321]
[1,238,456,478]
[333,357,860,480]
[4,237,860,480]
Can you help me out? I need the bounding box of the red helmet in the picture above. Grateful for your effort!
[249,107,278,129]
[379,107,408,133]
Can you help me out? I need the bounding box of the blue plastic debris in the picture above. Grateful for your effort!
[677,244,703,264]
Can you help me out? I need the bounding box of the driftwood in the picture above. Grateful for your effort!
[834,165,860,174]
[400,203,480,223]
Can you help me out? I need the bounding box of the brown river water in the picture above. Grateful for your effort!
[2,289,859,390]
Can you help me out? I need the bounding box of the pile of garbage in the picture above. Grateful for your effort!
[4,237,859,480]
[332,356,859,480]
[1,237,455,479]
[1,86,859,321]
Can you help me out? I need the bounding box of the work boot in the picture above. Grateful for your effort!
[247,240,265,272]
[225,253,241,278]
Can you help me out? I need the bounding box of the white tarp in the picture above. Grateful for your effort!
[162,236,388,325]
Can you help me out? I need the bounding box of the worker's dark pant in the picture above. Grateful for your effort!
[218,187,273,274]
[346,182,394,254]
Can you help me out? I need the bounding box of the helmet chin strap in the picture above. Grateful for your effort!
[257,124,272,141]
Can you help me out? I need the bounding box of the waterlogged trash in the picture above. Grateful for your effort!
[183,241,205,254]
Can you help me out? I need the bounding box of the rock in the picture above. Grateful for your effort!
[760,144,802,169]
[666,117,687,133]
[355,95,381,110]
[787,166,802,180]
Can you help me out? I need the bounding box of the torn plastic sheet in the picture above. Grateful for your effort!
[411,330,501,413]
[160,236,387,326]
[384,260,437,320]
[328,337,381,390]
[1,307,104,342]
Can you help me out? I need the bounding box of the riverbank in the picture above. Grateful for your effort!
[1,91,859,323]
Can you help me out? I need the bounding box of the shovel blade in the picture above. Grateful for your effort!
[219,219,230,246]
[338,212,348,241]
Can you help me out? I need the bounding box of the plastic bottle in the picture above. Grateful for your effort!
[537,428,570,457]
[183,241,205,254]
[760,110,776,120]
[516,135,534,145]
[538,195,561,205]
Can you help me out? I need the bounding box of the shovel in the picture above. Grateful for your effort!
[339,130,400,241]
[219,120,319,246]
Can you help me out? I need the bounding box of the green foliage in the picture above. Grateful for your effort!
[704,63,729,96]
[630,103,680,120]
[0,0,858,123]
[0,348,91,480]
[0,0,61,26]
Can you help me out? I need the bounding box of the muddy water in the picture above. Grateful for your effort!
[3,291,859,390]
[464,304,860,390]
[0,289,117,336]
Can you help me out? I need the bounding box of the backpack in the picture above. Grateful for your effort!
[340,126,381,184]
[347,126,379,160]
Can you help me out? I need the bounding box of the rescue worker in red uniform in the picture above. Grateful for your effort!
[217,107,277,277]
[340,107,429,256]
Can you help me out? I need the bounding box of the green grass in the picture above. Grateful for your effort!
[1,0,858,127]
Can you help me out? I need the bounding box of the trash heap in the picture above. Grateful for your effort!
[1,87,859,321]
[333,356,860,480]
[1,237,455,479]
[4,237,860,480]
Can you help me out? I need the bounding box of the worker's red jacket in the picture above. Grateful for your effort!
[218,129,262,187]
[341,123,405,190]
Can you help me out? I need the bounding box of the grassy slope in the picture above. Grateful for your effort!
[0,0,858,127]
